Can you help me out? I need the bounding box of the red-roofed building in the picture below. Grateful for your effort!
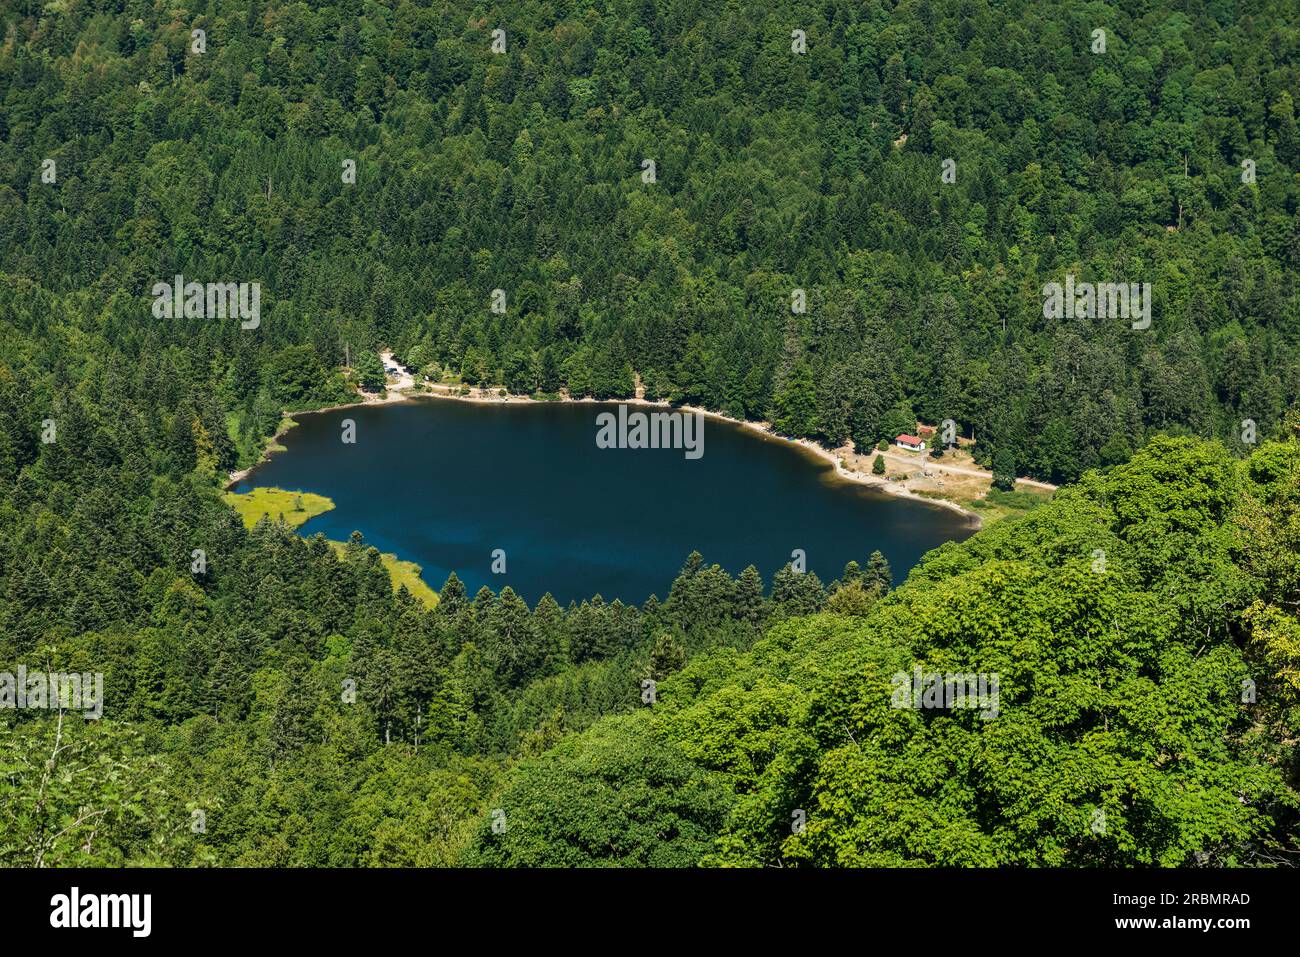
[895,434,926,452]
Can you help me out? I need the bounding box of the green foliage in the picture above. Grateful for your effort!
[864,550,892,593]
[646,633,687,683]
[0,0,1298,871]
[992,449,1018,491]
[772,359,819,437]
[0,717,199,867]
[471,437,1300,867]
[270,345,328,407]
[355,351,386,393]
[0,1,1291,484]
[825,579,878,617]
[463,715,733,867]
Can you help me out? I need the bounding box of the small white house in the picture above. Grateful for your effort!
[896,434,926,452]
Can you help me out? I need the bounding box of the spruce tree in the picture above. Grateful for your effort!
[865,550,893,593]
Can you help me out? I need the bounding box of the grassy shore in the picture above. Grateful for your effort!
[326,541,439,608]
[221,486,334,528]
[222,487,438,609]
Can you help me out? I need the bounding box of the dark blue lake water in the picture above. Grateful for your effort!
[234,398,975,605]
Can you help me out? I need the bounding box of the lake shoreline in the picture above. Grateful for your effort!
[224,375,984,602]
[409,383,985,528]
[228,373,984,527]
[226,414,298,487]
[225,390,414,488]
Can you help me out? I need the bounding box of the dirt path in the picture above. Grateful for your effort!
[877,450,1058,491]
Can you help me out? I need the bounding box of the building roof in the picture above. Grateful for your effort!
[896,434,923,445]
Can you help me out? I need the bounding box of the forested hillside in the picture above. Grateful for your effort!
[468,433,1300,867]
[2,0,1298,480]
[1,0,1299,868]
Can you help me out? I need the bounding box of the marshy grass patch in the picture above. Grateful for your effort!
[328,541,439,608]
[222,486,335,530]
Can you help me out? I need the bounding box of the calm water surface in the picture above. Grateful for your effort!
[234,399,975,604]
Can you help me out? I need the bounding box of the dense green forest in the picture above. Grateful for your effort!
[2,0,1298,480]
[1,0,1299,866]
[468,433,1300,866]
[5,427,1300,866]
